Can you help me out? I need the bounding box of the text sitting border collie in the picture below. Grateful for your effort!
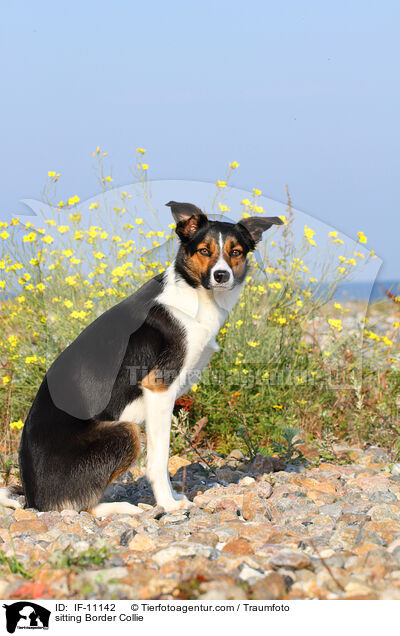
[1,202,282,517]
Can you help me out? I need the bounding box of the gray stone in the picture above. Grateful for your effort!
[370,491,398,504]
[269,550,311,570]
[153,542,212,566]
[320,503,343,520]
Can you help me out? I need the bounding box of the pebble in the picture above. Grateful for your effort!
[2,443,400,600]
[269,549,311,570]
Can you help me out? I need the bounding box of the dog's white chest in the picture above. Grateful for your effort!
[157,268,229,376]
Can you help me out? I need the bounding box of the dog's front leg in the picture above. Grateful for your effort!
[143,386,192,512]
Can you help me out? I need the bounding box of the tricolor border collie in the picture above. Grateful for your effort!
[1,202,282,516]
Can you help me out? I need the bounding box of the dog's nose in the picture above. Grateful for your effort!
[213,270,230,284]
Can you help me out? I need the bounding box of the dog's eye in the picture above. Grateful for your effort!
[198,248,211,256]
[230,249,243,257]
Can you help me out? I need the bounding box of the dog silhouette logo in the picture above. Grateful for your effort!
[3,602,50,633]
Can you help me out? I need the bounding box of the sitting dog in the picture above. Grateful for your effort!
[1,202,282,516]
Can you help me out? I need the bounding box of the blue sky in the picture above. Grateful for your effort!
[1,0,399,278]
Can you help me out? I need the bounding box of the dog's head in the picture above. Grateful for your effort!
[166,201,283,290]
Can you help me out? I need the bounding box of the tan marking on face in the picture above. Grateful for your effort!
[187,236,219,282]
[223,236,247,277]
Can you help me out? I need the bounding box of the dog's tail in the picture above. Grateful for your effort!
[0,486,23,509]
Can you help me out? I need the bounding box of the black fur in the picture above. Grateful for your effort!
[19,279,186,511]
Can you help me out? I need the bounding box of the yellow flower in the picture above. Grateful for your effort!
[247,341,260,347]
[57,225,70,234]
[393,322,400,328]
[8,335,18,348]
[62,249,74,257]
[382,336,393,347]
[2,376,10,385]
[58,200,64,208]
[323,351,331,357]
[241,198,251,207]
[309,277,317,283]
[10,419,24,430]
[89,202,99,210]
[0,281,5,290]
[229,161,239,169]
[70,310,87,320]
[93,251,106,259]
[63,299,73,308]
[70,213,82,222]
[36,283,45,292]
[276,316,287,324]
[333,238,344,244]
[1,231,10,239]
[328,318,343,332]
[25,355,38,364]
[296,300,303,307]
[253,188,262,196]
[23,232,37,243]
[328,231,338,238]
[365,329,380,341]
[67,195,80,206]
[136,147,146,154]
[279,215,287,224]
[357,231,367,244]
[216,180,227,188]
[219,203,231,212]
[236,320,243,327]
[191,383,199,392]
[334,302,343,310]
[304,225,315,240]
[135,218,144,225]
[272,404,283,409]
[141,163,149,170]
[65,275,78,286]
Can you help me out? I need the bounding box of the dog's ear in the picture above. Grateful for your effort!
[237,216,283,245]
[166,201,208,241]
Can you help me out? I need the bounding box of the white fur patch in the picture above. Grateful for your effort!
[0,487,21,509]
[210,233,234,288]
[119,396,145,424]
[92,502,142,517]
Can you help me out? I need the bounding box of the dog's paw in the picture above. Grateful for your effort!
[161,496,195,513]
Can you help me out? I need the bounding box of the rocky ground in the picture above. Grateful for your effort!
[2,445,400,600]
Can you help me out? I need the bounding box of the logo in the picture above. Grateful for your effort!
[3,602,50,633]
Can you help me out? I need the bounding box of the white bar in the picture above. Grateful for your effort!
[1,599,398,635]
